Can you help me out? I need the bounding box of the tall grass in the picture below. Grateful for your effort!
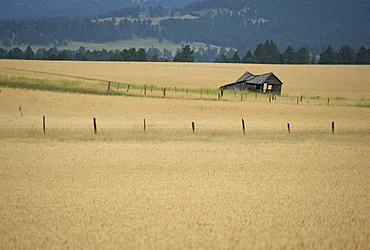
[0,74,231,99]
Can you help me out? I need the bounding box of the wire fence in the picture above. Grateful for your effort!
[2,116,369,136]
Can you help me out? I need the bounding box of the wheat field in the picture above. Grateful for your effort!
[0,60,369,249]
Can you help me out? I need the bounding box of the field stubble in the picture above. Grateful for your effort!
[0,61,370,249]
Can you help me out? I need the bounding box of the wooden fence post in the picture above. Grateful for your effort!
[218,93,221,100]
[328,98,330,105]
[144,85,146,95]
[332,121,335,133]
[163,88,166,97]
[93,118,97,134]
[144,119,146,131]
[43,116,46,135]
[192,122,195,133]
[242,119,245,134]
[117,83,120,92]
[107,81,111,91]
[287,123,291,134]
[241,94,243,101]
[126,84,131,92]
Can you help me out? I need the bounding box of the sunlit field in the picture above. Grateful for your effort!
[0,60,369,249]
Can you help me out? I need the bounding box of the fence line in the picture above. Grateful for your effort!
[1,117,368,136]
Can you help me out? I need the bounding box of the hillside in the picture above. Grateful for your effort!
[0,0,369,54]
[0,0,197,19]
[169,0,370,52]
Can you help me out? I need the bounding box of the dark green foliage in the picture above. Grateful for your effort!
[232,52,240,63]
[1,0,368,55]
[173,45,194,62]
[318,46,339,64]
[281,46,296,64]
[241,50,259,63]
[355,47,370,64]
[295,47,311,64]
[2,43,368,64]
[338,46,356,64]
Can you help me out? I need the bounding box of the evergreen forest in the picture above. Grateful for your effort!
[0,0,369,63]
[2,42,370,64]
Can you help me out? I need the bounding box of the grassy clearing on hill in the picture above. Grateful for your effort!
[2,38,219,55]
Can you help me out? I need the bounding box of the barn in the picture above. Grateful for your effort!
[219,71,283,95]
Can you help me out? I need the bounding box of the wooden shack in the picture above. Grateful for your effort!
[220,71,283,95]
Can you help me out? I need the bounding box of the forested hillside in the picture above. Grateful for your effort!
[0,0,369,57]
[170,0,369,52]
[0,0,196,19]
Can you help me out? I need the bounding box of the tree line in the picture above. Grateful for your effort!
[214,41,370,64]
[1,41,369,64]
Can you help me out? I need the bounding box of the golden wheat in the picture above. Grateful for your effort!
[0,61,369,249]
[1,60,369,98]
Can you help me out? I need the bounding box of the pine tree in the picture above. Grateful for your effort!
[280,46,295,64]
[173,45,194,62]
[355,47,370,64]
[136,48,147,62]
[338,45,356,64]
[318,46,338,64]
[25,46,35,60]
[295,47,310,64]
[232,51,240,63]
[241,50,258,63]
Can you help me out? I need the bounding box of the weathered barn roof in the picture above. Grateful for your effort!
[234,71,283,85]
[220,71,283,89]
[219,71,284,94]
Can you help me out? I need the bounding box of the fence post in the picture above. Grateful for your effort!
[43,116,46,135]
[93,118,97,134]
[117,83,120,92]
[192,122,195,133]
[328,98,330,105]
[163,88,166,97]
[332,121,335,133]
[126,84,131,92]
[107,81,111,91]
[242,119,245,134]
[241,94,243,101]
[287,123,291,134]
[144,119,146,131]
[144,85,146,95]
